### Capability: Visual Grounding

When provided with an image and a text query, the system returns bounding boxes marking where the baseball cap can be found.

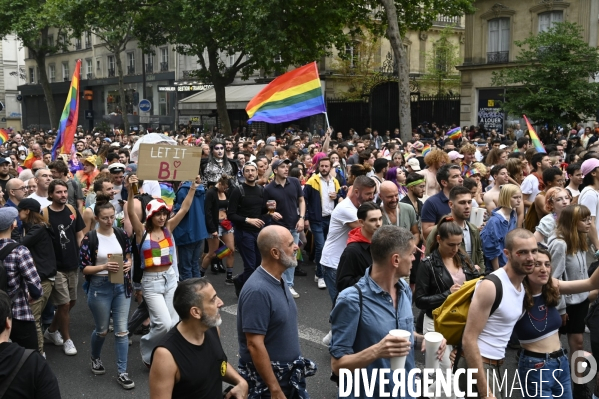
[412,141,424,151]
[0,207,17,230]
[125,163,137,176]
[108,163,126,174]
[581,158,599,177]
[242,161,258,172]
[448,151,464,161]
[0,158,10,165]
[104,138,112,143]
[271,159,291,169]
[406,158,421,171]
[17,198,41,213]
[83,155,97,165]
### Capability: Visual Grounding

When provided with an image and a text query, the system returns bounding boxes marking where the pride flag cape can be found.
[246,62,325,123]
[446,127,462,140]
[52,59,81,160]
[523,115,546,153]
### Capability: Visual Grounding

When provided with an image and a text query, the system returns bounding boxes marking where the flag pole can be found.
[324,112,330,129]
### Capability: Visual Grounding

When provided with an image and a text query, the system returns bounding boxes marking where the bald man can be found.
[30,159,45,172]
[5,178,26,240]
[379,181,419,237]
[237,225,314,398]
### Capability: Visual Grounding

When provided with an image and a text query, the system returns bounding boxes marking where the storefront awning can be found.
[178,84,267,110]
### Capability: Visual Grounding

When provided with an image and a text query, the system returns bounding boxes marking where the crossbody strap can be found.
[0,348,34,397]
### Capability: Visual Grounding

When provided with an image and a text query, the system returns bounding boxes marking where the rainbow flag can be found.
[465,168,479,178]
[51,59,81,160]
[422,145,431,157]
[160,182,175,207]
[215,244,232,260]
[446,127,462,140]
[523,115,546,153]
[0,129,9,144]
[246,62,325,123]
[23,152,35,169]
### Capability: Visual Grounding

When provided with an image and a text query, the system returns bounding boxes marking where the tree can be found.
[135,0,364,135]
[492,22,599,129]
[0,0,71,129]
[374,0,475,142]
[421,26,461,95]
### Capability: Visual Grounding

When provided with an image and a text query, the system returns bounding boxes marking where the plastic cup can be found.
[424,331,444,370]
[470,208,485,227]
[389,329,411,370]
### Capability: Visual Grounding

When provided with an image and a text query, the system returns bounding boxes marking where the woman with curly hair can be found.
[485,148,507,166]
[418,149,449,197]
[515,245,599,399]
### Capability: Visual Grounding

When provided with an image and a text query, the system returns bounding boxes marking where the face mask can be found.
[19,155,25,160]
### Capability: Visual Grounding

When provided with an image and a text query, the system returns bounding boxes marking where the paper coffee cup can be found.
[389,329,411,370]
[424,332,444,370]
[470,208,485,227]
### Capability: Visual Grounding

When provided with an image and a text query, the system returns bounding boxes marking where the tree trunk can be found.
[115,51,129,134]
[35,53,58,130]
[213,80,231,136]
[380,0,412,143]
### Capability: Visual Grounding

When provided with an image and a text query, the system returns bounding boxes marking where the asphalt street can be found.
[44,253,597,399]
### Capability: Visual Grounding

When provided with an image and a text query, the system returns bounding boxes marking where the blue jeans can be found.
[518,351,572,399]
[282,230,300,288]
[322,266,338,305]
[177,241,203,281]
[310,216,330,278]
[234,229,261,286]
[87,276,131,374]
[140,267,179,365]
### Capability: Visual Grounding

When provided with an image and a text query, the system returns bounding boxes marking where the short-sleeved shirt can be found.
[381,202,417,230]
[579,187,599,238]
[521,174,540,207]
[66,179,83,208]
[320,197,358,270]
[45,206,85,272]
[28,192,51,208]
[264,177,303,230]
[237,267,301,364]
[420,190,451,224]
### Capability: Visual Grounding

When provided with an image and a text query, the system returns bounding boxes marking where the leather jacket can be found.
[415,249,481,317]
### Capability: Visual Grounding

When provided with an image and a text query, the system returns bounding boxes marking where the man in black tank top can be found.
[149,278,248,399]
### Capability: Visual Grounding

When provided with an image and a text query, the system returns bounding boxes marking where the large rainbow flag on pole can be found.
[51,59,81,160]
[245,62,326,123]
[523,114,546,153]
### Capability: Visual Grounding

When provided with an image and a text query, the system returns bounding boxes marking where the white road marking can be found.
[220,304,328,346]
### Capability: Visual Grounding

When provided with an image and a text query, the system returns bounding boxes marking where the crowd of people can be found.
[2,122,599,398]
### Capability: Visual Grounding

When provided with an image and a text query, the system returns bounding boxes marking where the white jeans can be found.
[423,313,457,399]
[140,267,179,364]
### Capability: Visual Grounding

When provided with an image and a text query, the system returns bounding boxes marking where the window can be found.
[487,18,510,64]
[145,53,154,72]
[48,34,54,47]
[159,91,169,115]
[58,34,65,51]
[86,59,92,79]
[274,55,283,63]
[345,42,360,68]
[62,62,69,81]
[107,55,115,77]
[85,32,92,48]
[538,11,563,32]
[48,65,55,83]
[228,53,235,67]
[160,47,168,71]
[29,67,35,84]
[127,52,135,75]
[75,37,81,50]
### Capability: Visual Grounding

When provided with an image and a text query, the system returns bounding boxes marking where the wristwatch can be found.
[299,215,305,219]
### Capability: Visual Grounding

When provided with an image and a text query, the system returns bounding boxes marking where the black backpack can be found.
[0,242,25,292]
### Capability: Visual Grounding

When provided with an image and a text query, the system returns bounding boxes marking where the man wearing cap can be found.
[74,155,99,193]
[0,206,43,350]
[448,150,463,164]
[48,161,84,210]
[107,163,126,212]
[405,157,421,175]
[264,158,306,299]
[28,169,52,208]
[412,141,426,170]
[227,162,267,296]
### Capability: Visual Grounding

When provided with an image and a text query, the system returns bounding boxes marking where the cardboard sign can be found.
[108,254,124,284]
[136,143,202,182]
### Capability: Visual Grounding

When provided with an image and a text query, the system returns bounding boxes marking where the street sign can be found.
[140,115,150,123]
[138,99,151,112]
[84,110,93,120]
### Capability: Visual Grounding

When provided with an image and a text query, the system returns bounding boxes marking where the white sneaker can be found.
[586,326,591,333]
[322,330,332,346]
[317,278,326,289]
[44,329,63,346]
[289,287,300,298]
[63,339,77,355]
[314,275,319,283]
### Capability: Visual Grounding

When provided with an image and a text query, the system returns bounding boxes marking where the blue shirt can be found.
[480,207,517,270]
[420,191,450,224]
[330,267,416,399]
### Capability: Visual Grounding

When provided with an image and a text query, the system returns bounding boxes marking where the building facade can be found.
[457,0,599,134]
[0,35,26,130]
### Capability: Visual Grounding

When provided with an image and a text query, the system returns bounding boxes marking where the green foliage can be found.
[421,26,461,95]
[492,22,599,128]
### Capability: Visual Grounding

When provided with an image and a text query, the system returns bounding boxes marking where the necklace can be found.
[527,307,548,332]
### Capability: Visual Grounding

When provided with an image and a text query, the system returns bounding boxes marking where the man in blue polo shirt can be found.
[421,164,463,240]
[264,159,306,298]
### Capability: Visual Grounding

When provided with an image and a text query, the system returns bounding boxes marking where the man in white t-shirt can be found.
[28,168,53,208]
[521,152,551,212]
[320,176,376,304]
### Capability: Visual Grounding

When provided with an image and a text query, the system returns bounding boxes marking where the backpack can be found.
[236,184,263,204]
[41,204,78,224]
[0,242,24,292]
[432,273,502,346]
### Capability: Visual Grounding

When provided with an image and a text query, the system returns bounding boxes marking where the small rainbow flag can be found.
[0,129,9,144]
[422,145,431,157]
[246,62,325,123]
[23,152,35,169]
[446,127,462,140]
[215,244,232,260]
[51,59,81,160]
[523,115,546,153]
[465,168,479,178]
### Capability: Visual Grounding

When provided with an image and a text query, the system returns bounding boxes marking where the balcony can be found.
[160,62,168,71]
[434,15,461,27]
[487,51,509,64]
[86,73,93,80]
[108,68,115,77]
[127,65,135,75]
[75,42,81,50]
[85,40,91,49]
[145,63,153,73]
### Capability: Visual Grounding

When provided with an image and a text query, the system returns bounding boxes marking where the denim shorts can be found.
[517,350,572,399]
[218,223,234,236]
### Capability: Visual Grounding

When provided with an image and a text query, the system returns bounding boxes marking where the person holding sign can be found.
[127,173,202,367]
[79,194,135,389]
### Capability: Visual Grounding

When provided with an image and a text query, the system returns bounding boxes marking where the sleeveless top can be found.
[217,198,229,210]
[152,325,227,399]
[140,228,174,269]
[514,293,561,344]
